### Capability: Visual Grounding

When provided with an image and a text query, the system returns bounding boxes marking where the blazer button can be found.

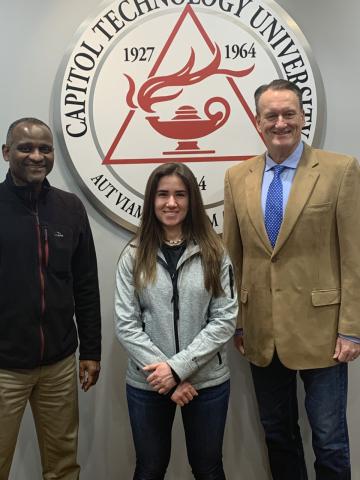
[271,257,277,263]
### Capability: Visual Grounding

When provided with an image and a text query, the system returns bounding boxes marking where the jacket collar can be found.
[245,143,320,256]
[156,240,200,272]
[176,240,200,267]
[273,143,319,256]
[5,170,51,206]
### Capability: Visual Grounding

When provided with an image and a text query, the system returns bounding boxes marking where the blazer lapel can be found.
[273,145,319,256]
[245,155,272,254]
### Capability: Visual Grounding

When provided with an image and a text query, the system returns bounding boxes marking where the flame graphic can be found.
[125,44,254,113]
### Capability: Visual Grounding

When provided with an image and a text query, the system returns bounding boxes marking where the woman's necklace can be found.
[164,237,183,246]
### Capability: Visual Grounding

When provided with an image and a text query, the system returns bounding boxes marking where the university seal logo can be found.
[54,0,325,232]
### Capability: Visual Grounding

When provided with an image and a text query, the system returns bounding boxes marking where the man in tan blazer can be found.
[224,79,360,480]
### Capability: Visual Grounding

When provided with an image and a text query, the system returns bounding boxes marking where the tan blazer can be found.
[224,144,360,369]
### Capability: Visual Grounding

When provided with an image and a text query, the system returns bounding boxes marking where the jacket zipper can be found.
[229,264,234,299]
[171,271,180,353]
[216,264,234,364]
[35,208,48,360]
[157,255,185,354]
[210,264,234,365]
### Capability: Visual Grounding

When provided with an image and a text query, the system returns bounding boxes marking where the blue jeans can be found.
[126,380,230,480]
[251,352,350,480]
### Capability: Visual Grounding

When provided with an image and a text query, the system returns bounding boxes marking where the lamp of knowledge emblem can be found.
[55,0,325,233]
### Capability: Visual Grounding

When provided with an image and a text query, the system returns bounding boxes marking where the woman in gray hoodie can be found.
[115,162,237,480]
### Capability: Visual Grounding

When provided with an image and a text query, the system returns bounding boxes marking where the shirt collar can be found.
[265,141,304,171]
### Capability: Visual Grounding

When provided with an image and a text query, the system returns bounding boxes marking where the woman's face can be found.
[154,174,189,235]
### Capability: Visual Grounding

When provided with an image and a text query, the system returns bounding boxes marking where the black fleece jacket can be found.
[0,171,101,369]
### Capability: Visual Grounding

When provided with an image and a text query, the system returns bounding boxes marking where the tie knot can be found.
[272,165,286,178]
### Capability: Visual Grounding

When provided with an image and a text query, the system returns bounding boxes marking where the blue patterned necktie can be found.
[265,165,286,248]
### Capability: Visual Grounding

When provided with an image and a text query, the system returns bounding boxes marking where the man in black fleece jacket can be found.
[0,117,101,480]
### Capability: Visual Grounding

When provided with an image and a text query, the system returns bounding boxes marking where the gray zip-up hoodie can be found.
[114,241,238,390]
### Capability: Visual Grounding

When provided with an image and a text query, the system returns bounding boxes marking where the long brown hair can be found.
[133,162,224,296]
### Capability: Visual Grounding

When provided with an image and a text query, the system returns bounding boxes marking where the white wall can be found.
[0,1,359,479]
